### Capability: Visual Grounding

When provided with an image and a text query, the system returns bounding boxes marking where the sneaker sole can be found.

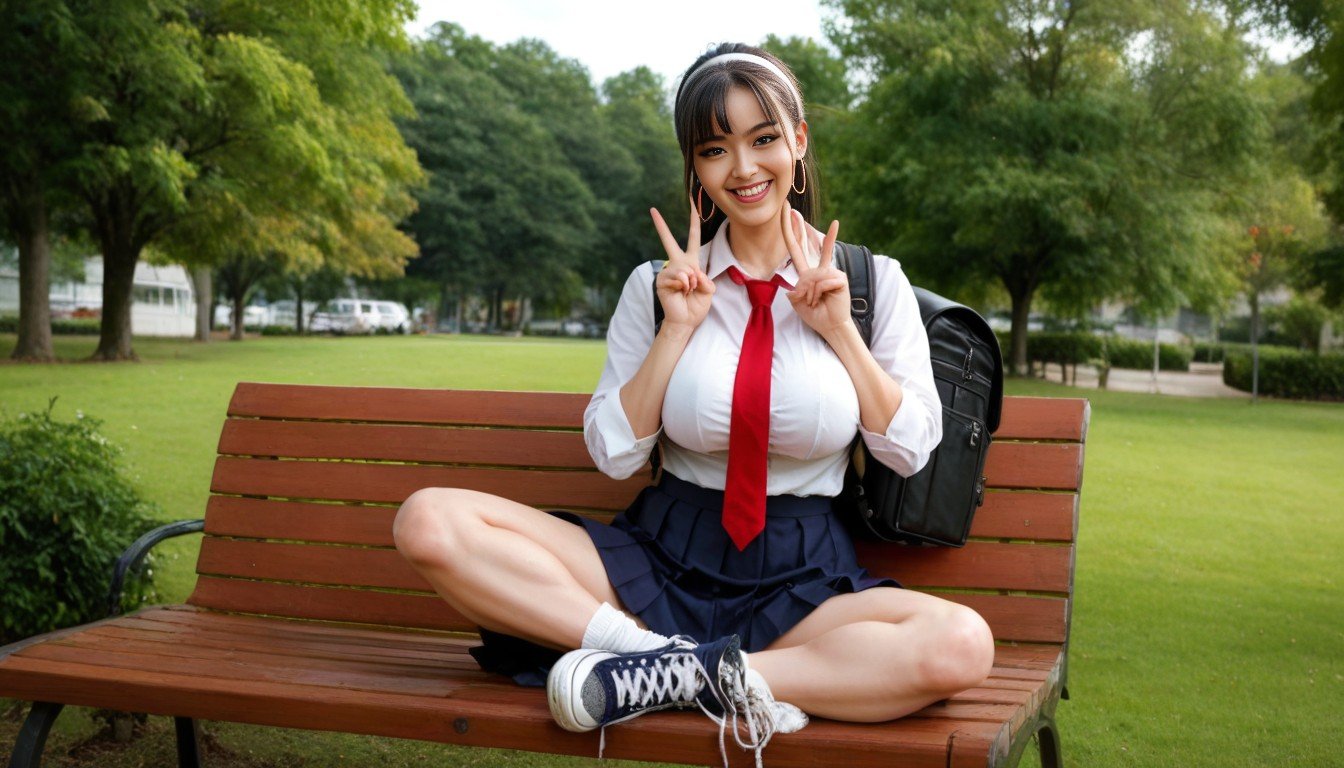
[547,648,610,732]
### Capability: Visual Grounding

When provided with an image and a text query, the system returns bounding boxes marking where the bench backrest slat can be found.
[192,384,1088,649]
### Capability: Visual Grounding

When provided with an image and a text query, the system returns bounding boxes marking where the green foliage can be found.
[1266,295,1334,350]
[0,316,100,336]
[1022,331,1106,365]
[0,402,159,643]
[1105,337,1193,372]
[1002,329,1192,370]
[393,26,682,326]
[1224,347,1344,399]
[826,0,1270,374]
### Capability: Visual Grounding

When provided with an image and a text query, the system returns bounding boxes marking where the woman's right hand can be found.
[650,204,715,331]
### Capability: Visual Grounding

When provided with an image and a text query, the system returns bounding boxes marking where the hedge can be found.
[0,315,101,335]
[1223,348,1344,400]
[998,330,1192,372]
[1105,337,1192,372]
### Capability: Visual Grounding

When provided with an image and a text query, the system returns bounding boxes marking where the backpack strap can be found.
[834,241,875,348]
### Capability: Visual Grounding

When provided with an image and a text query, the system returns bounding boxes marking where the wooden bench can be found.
[0,382,1089,768]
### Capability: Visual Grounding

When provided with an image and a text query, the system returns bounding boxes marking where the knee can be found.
[916,604,995,696]
[392,488,478,568]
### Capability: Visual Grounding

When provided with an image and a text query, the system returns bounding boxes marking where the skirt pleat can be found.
[471,472,899,686]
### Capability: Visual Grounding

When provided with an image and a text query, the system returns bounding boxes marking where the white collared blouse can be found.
[584,224,942,498]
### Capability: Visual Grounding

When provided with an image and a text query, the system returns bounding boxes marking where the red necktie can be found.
[723,266,789,551]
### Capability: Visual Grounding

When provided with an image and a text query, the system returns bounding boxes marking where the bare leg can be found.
[746,589,994,722]
[393,488,628,650]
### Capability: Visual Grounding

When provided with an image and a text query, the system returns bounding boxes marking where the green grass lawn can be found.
[2,333,1341,767]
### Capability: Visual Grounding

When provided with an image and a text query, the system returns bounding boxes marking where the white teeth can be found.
[733,181,769,198]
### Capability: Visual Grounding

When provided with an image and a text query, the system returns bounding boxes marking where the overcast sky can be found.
[406,0,832,87]
[405,1,1307,90]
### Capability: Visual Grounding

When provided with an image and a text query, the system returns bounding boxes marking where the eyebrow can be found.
[697,120,779,145]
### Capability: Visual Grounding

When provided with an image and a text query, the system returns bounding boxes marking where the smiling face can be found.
[692,86,808,232]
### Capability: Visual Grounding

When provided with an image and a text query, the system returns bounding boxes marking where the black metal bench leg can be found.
[174,716,202,768]
[8,702,64,768]
[1037,716,1063,768]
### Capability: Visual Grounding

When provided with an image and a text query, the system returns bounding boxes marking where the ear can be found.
[793,119,810,160]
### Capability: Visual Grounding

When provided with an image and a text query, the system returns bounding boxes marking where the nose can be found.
[732,151,758,181]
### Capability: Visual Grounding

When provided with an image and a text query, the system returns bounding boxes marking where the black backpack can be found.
[650,244,1003,546]
[833,242,1004,546]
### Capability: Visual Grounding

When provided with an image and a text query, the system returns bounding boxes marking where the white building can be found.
[0,256,197,337]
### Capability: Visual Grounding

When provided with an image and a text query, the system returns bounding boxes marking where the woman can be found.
[393,42,994,758]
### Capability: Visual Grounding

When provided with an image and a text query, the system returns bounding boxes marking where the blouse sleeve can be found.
[857,257,943,476]
[584,262,662,479]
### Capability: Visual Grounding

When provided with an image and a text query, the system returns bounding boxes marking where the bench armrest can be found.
[106,519,205,617]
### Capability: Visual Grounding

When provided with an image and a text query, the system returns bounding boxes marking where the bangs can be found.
[679,68,789,149]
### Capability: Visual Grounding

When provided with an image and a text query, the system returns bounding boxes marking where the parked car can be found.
[309,299,380,335]
[374,301,412,334]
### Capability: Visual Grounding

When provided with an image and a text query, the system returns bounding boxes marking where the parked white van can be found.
[374,301,412,334]
[309,299,380,335]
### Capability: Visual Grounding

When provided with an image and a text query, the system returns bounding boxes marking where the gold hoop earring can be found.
[791,159,807,195]
[696,182,717,222]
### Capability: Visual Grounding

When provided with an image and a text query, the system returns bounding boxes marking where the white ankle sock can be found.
[581,603,672,652]
[742,660,809,734]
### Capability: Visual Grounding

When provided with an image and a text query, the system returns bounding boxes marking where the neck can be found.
[725,218,788,280]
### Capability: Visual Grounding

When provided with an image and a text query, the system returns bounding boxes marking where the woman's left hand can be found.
[782,206,849,338]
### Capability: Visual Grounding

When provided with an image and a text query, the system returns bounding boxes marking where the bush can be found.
[1026,332,1104,365]
[0,402,161,644]
[259,324,299,336]
[0,315,101,335]
[1223,348,1344,400]
[1104,336,1192,372]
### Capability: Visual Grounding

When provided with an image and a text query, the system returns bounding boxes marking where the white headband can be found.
[681,52,804,118]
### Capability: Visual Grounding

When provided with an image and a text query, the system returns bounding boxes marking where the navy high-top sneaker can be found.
[546,635,743,732]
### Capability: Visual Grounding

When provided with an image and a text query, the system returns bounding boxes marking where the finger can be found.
[650,208,683,261]
[790,209,818,269]
[814,276,847,295]
[820,220,839,270]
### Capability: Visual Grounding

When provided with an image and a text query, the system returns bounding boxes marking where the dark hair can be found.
[674,43,819,244]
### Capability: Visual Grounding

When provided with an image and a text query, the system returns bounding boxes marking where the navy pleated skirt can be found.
[469,472,898,686]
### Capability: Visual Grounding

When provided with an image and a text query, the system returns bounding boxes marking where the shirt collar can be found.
[704,224,798,289]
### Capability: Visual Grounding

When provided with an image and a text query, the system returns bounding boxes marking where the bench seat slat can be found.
[219,420,596,468]
[863,541,1074,593]
[991,397,1088,441]
[187,573,1066,644]
[982,442,1084,490]
[0,653,1017,767]
[204,489,1079,548]
[228,384,589,428]
[188,575,474,633]
[195,537,1073,595]
[210,457,647,510]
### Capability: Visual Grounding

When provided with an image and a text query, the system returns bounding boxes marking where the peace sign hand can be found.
[782,206,850,338]
[650,204,715,332]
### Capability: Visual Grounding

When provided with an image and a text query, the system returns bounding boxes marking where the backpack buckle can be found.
[851,298,869,313]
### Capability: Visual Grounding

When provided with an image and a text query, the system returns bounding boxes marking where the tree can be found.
[65,0,419,359]
[826,0,1267,374]
[395,26,596,331]
[0,1,86,360]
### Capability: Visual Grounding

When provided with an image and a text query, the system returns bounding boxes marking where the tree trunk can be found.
[10,193,54,361]
[190,267,211,342]
[295,283,306,334]
[92,242,139,361]
[1007,286,1034,377]
[231,293,245,340]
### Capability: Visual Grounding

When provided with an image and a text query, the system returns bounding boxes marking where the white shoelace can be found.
[593,640,795,768]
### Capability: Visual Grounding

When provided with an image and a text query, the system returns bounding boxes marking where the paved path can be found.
[1037,361,1250,398]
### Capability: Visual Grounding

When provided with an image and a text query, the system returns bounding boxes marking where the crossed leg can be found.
[392,488,994,722]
